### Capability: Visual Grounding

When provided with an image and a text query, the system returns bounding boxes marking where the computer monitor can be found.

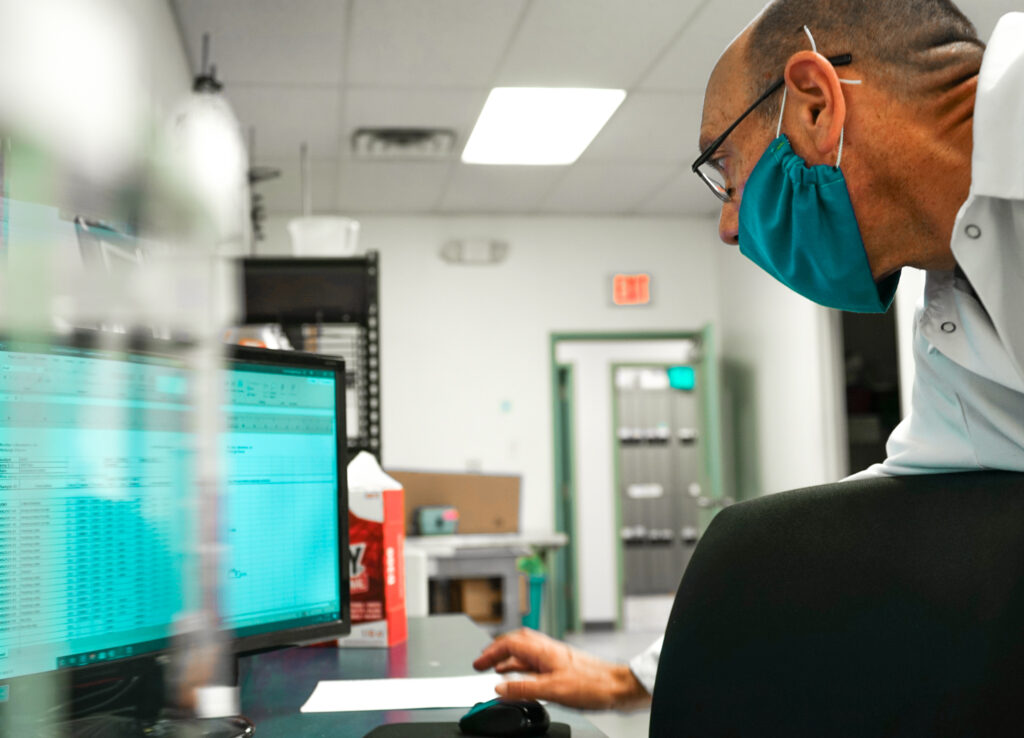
[0,337,349,726]
[222,346,350,651]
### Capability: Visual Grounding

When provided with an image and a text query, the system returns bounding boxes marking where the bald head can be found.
[742,0,984,121]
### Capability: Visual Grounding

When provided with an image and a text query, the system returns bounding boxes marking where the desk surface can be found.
[240,615,609,738]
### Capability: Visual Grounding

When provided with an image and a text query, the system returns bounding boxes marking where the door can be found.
[615,365,706,596]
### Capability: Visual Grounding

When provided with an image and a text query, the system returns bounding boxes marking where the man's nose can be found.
[718,202,740,245]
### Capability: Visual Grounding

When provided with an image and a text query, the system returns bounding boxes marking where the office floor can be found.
[563,595,675,738]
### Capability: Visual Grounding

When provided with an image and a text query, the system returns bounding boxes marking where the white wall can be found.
[260,214,723,535]
[714,245,845,495]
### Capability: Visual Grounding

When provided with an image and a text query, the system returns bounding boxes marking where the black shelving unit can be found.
[238,253,381,460]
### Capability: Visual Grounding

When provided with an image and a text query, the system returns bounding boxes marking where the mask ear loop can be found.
[776,87,788,138]
[802,25,818,52]
[835,78,862,168]
[784,26,862,166]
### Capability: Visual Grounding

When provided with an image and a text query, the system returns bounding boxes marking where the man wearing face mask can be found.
[473,0,1024,712]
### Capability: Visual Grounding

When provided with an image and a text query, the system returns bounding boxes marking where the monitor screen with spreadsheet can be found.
[0,339,348,687]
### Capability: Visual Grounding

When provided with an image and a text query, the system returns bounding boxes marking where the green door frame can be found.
[549,328,723,632]
[551,365,580,637]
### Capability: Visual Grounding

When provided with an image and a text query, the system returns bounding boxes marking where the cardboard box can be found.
[388,471,520,535]
[340,454,407,648]
[455,578,502,624]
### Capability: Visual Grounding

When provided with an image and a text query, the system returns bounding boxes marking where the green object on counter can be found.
[517,554,546,576]
[518,555,547,629]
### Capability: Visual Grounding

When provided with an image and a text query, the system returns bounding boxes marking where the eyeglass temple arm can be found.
[692,53,853,170]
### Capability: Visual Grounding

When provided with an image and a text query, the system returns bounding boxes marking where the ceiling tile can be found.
[439,165,564,213]
[581,92,703,164]
[495,0,704,88]
[173,0,348,86]
[338,161,452,213]
[226,85,340,160]
[254,158,339,215]
[639,0,767,93]
[347,0,527,87]
[540,163,678,214]
[341,88,488,156]
[634,167,721,217]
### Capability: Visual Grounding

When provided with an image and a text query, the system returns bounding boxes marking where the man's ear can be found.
[782,50,846,161]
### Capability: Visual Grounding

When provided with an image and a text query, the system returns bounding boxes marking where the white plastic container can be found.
[287,216,361,257]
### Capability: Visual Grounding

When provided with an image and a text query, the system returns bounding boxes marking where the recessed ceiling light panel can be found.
[462,87,626,166]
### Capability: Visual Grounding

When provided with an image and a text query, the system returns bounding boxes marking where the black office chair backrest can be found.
[649,472,1024,737]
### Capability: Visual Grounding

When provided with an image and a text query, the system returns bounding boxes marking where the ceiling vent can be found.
[351,127,457,160]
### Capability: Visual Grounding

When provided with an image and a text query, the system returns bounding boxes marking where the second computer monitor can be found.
[221,347,350,649]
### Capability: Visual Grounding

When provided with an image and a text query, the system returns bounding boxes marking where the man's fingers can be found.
[495,676,550,702]
[473,629,556,673]
[493,656,529,674]
[497,673,609,711]
[474,642,517,671]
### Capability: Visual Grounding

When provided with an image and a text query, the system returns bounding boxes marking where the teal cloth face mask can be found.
[737,85,900,314]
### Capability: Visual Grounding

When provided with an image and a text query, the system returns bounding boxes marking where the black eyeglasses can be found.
[692,53,853,203]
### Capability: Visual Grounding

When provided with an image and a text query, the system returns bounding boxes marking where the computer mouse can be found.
[458,697,551,737]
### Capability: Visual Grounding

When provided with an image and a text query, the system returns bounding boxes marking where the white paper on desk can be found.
[300,674,506,713]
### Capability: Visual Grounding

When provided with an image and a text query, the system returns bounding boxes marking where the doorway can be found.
[550,329,724,632]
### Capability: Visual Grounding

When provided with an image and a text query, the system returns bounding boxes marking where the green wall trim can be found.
[550,341,582,634]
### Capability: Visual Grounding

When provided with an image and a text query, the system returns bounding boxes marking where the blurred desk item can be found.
[240,614,606,737]
[406,533,568,635]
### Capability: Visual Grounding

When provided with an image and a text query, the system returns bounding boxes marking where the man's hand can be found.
[472,628,651,711]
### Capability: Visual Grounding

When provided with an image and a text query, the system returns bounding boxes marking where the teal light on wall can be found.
[667,365,696,391]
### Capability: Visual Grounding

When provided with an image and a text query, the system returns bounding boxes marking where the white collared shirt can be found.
[850,11,1024,479]
[634,12,1024,696]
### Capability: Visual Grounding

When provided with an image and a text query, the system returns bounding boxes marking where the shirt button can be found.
[941,321,957,333]
[965,224,982,239]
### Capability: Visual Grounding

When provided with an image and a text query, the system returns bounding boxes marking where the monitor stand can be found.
[149,663,254,737]
[149,679,253,736]
[50,656,255,738]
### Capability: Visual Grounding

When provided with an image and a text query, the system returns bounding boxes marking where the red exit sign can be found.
[612,273,651,306]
